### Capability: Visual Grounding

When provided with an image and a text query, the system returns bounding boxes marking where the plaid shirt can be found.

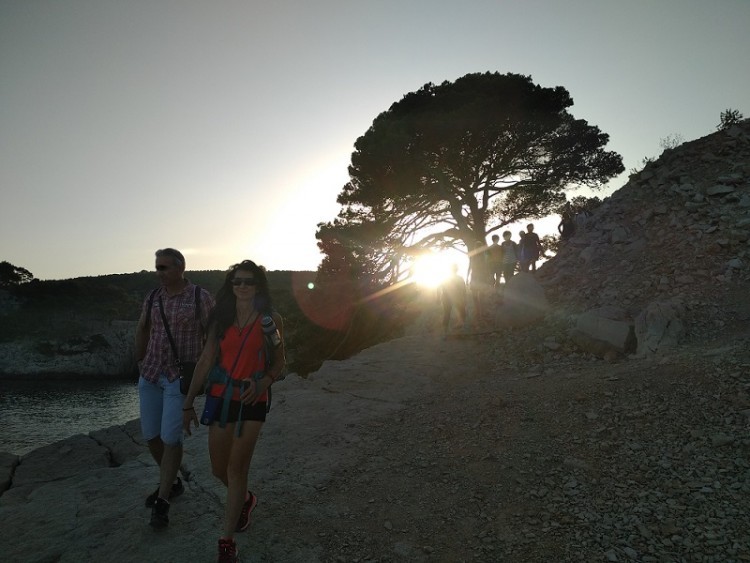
[139,282,214,384]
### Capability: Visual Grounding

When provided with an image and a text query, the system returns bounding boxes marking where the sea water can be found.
[0,378,141,456]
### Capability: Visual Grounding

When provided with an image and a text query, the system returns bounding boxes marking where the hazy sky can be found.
[1,0,748,280]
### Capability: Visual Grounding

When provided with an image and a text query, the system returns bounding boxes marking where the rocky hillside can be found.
[538,119,750,354]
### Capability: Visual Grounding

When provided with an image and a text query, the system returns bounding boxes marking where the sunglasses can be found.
[231,277,257,287]
[155,265,170,271]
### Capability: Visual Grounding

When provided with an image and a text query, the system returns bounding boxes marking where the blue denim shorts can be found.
[138,374,183,446]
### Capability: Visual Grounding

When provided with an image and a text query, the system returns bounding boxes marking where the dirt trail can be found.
[241,324,750,562]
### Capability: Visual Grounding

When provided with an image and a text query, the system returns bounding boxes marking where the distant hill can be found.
[0,268,414,377]
[0,270,317,373]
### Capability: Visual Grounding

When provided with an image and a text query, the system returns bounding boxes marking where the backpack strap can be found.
[261,312,286,413]
[145,288,159,326]
[194,285,203,329]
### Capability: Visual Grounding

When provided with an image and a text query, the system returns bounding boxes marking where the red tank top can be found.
[209,318,268,402]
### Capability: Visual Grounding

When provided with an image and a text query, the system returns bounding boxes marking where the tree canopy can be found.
[0,261,34,288]
[717,108,744,130]
[317,72,624,283]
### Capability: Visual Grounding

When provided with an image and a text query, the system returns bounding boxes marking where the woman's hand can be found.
[239,377,271,406]
[182,406,198,436]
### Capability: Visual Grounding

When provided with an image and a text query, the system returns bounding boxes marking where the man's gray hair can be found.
[155,248,185,267]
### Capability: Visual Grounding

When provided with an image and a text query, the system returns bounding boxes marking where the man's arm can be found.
[134,310,149,362]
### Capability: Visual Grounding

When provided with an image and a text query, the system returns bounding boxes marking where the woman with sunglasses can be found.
[182,260,285,563]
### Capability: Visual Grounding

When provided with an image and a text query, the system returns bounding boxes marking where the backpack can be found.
[261,314,283,372]
[261,312,286,412]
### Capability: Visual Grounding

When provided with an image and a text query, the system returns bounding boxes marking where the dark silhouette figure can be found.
[439,263,467,334]
[487,234,504,288]
[521,224,543,272]
[558,212,576,241]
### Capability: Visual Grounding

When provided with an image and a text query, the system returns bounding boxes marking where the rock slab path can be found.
[2,324,749,563]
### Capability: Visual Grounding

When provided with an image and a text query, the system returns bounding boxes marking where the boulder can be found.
[89,419,145,466]
[706,184,735,196]
[496,273,549,327]
[579,246,596,263]
[610,226,629,244]
[6,434,111,502]
[569,307,636,359]
[0,452,19,493]
[635,299,686,356]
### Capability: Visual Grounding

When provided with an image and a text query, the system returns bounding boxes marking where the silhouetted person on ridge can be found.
[487,234,504,289]
[558,211,576,241]
[467,244,492,328]
[439,263,467,335]
[499,230,518,287]
[521,223,543,272]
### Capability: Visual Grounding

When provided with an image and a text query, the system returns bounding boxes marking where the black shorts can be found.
[201,395,267,425]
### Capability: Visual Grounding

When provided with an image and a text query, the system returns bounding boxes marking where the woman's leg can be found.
[210,421,264,539]
[208,422,233,487]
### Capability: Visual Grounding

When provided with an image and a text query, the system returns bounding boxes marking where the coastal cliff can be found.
[0,319,136,377]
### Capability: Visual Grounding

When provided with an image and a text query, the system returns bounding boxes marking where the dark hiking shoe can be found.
[217,538,239,562]
[145,477,184,507]
[235,491,257,532]
[149,497,170,530]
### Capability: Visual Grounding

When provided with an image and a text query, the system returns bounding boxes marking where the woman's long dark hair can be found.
[207,260,273,339]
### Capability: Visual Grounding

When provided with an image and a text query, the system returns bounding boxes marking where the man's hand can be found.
[182,407,198,436]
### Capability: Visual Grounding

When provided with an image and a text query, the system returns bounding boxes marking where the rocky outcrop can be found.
[0,320,136,377]
[1,325,748,562]
[539,120,750,355]
[0,452,18,493]
[0,335,446,562]
[635,298,686,356]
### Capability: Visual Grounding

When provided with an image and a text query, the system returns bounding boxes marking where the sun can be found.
[410,253,457,288]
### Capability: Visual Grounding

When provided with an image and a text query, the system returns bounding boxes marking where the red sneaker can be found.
[235,491,258,532]
[217,538,239,563]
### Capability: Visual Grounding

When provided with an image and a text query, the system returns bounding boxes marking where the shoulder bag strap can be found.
[218,314,260,435]
[158,297,181,366]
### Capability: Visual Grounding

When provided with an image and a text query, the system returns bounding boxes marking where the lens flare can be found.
[411,254,454,288]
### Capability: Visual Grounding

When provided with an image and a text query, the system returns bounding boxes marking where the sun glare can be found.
[411,253,455,288]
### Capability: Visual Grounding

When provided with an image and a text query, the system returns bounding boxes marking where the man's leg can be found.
[442,298,452,333]
[157,375,184,500]
[139,376,164,465]
[148,437,164,465]
[158,443,183,500]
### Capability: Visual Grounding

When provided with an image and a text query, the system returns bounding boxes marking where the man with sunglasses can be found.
[134,248,215,530]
